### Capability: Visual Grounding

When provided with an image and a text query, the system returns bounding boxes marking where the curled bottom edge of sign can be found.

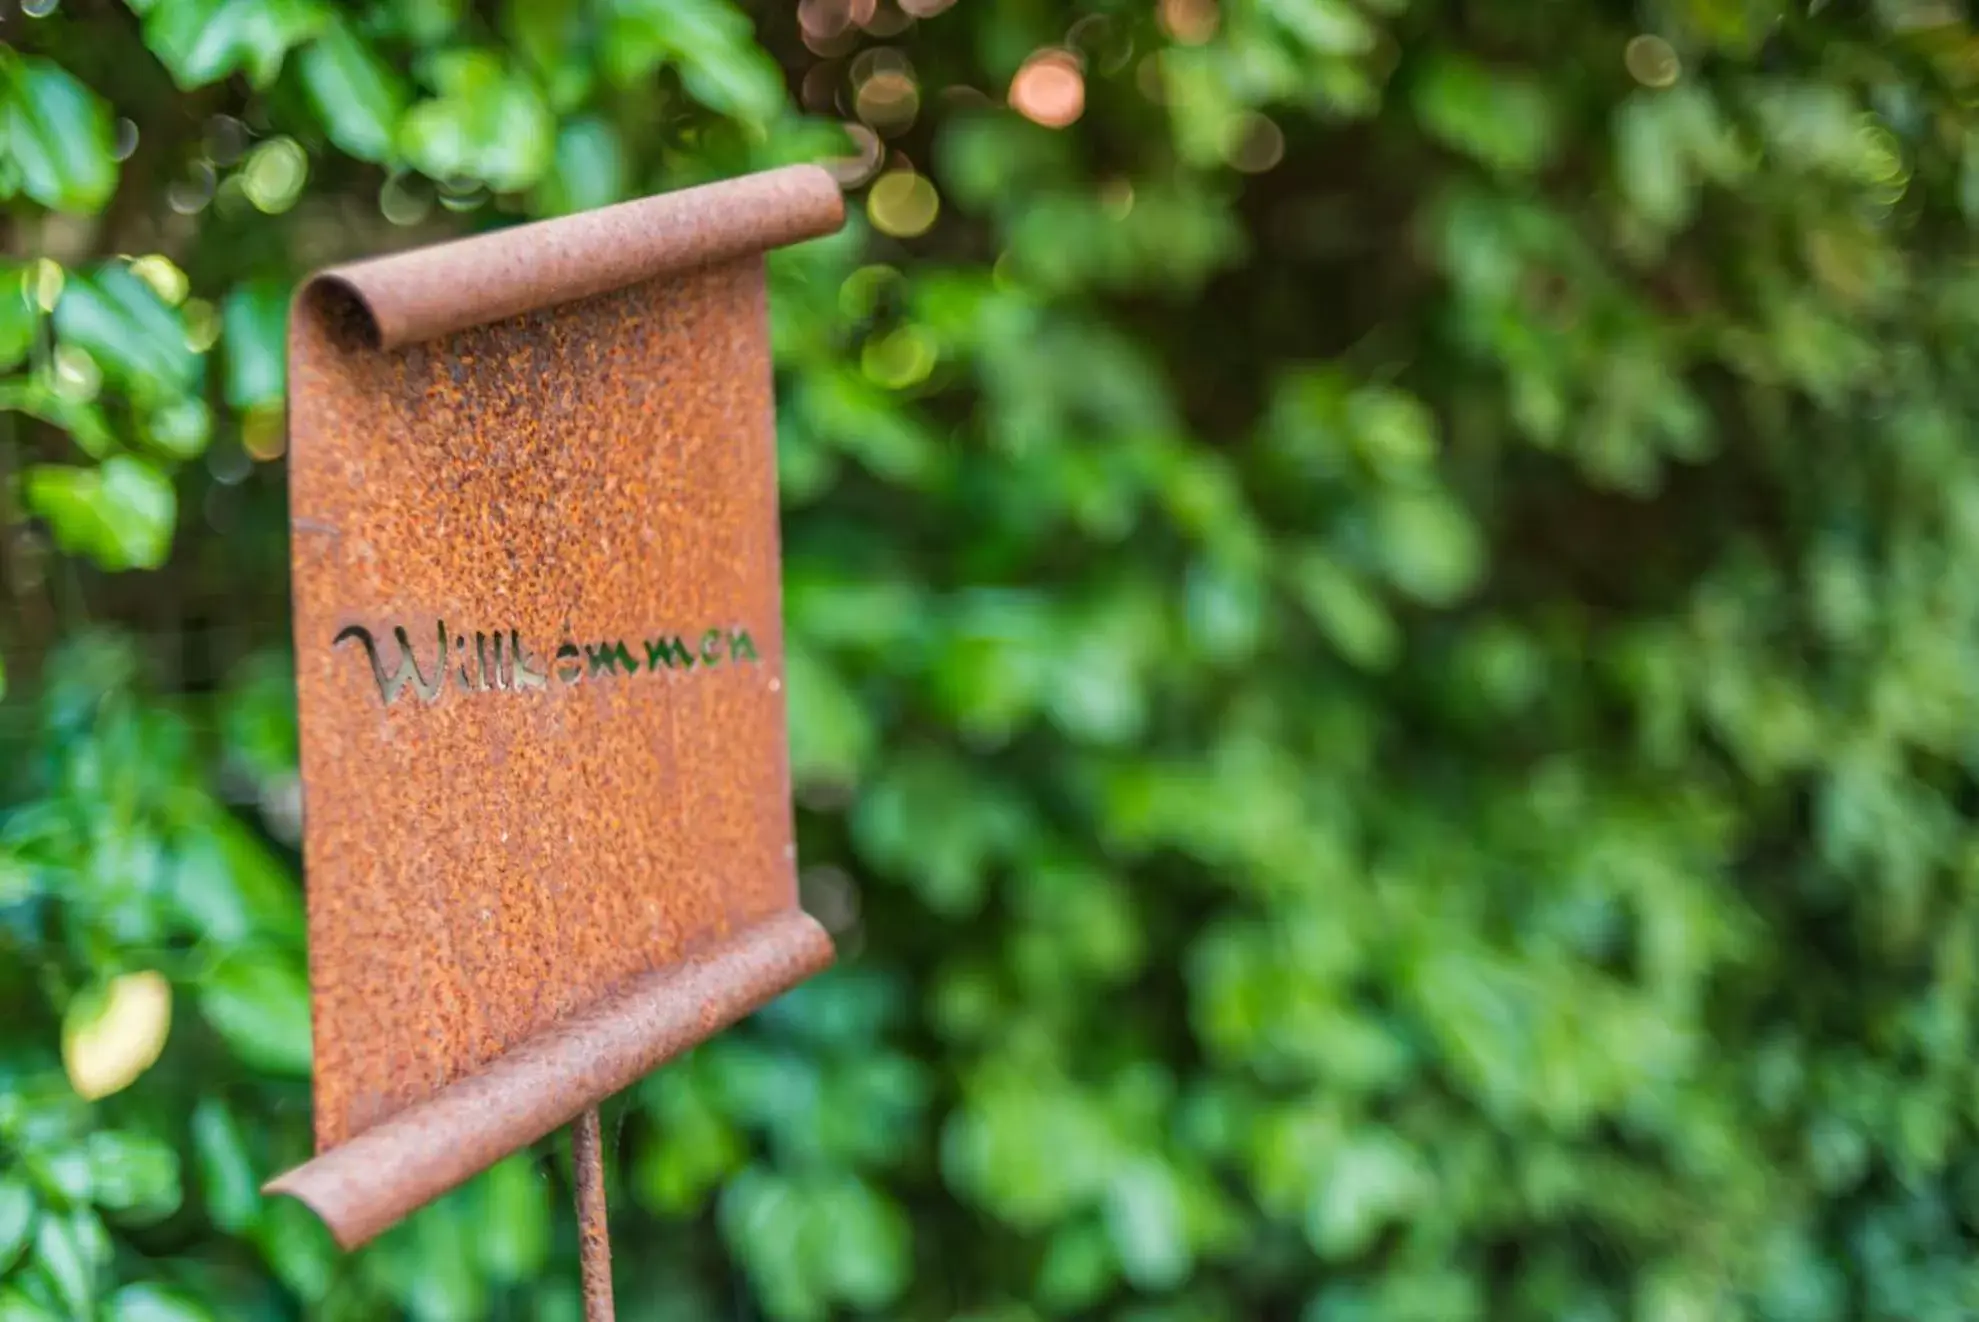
[263,907,835,1248]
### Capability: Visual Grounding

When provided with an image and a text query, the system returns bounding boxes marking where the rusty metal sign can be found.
[264,166,845,1274]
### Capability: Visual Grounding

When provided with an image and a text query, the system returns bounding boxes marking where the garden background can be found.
[5,0,1979,1318]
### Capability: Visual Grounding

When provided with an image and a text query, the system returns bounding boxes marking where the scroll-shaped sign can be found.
[265,166,845,1250]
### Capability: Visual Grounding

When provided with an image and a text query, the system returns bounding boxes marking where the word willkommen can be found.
[336,621,762,706]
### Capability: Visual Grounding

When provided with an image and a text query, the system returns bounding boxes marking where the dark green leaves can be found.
[32,1213,100,1317]
[24,456,177,571]
[2,57,118,213]
[0,265,35,369]
[601,0,785,123]
[189,1101,258,1233]
[197,953,311,1075]
[84,1131,180,1218]
[105,1285,215,1322]
[0,1182,33,1277]
[53,267,197,404]
[297,19,406,162]
[220,279,288,410]
[132,0,328,90]
[399,50,554,192]
[1412,53,1560,174]
[533,117,626,216]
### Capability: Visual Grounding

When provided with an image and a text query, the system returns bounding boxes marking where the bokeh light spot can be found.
[1159,0,1220,45]
[52,345,99,402]
[862,325,938,390]
[1011,49,1085,129]
[380,171,434,226]
[32,258,64,313]
[182,298,220,353]
[1624,35,1680,88]
[856,69,922,135]
[1224,113,1285,173]
[825,122,887,189]
[839,264,902,320]
[243,405,287,462]
[867,170,940,237]
[129,254,189,306]
[243,138,307,214]
[800,0,876,49]
[167,161,217,215]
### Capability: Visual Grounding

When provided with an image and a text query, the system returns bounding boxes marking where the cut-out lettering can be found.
[587,641,638,676]
[335,623,448,705]
[645,636,694,670]
[510,631,547,690]
[338,620,764,705]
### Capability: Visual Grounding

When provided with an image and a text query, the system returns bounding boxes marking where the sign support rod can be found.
[572,1107,616,1321]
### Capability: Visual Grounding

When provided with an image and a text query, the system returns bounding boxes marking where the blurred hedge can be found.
[7,0,1979,1318]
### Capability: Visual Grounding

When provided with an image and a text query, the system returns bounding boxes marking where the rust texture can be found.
[322,165,843,349]
[267,165,843,1246]
[267,911,828,1247]
[572,1108,616,1321]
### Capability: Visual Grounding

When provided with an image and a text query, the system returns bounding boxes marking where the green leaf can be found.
[190,1099,259,1232]
[1104,1160,1192,1291]
[3,57,119,213]
[221,279,289,410]
[532,117,626,216]
[602,0,786,123]
[1287,550,1399,671]
[785,644,874,787]
[0,375,116,459]
[1259,0,1379,55]
[477,1155,550,1282]
[398,50,554,193]
[24,456,178,572]
[1372,489,1484,605]
[141,396,211,460]
[198,952,312,1075]
[53,265,197,401]
[1615,94,1694,233]
[0,1181,33,1276]
[105,1285,215,1322]
[31,1213,94,1317]
[168,813,303,946]
[138,0,330,90]
[505,0,594,110]
[0,1290,56,1322]
[0,265,38,370]
[1413,54,1558,175]
[297,19,406,163]
[249,1196,338,1301]
[84,1130,180,1217]
[1304,1135,1429,1260]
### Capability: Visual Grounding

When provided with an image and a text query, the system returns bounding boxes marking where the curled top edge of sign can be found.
[264,908,834,1249]
[310,163,844,350]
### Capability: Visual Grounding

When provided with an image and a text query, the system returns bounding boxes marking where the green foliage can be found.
[8,0,1979,1319]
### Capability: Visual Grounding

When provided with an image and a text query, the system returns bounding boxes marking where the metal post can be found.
[572,1107,616,1322]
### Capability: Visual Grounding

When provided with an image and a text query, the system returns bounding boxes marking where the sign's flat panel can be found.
[289,257,802,1150]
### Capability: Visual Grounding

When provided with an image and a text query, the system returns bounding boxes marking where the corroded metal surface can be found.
[572,1108,615,1322]
[267,166,842,1246]
[323,165,844,349]
[267,910,829,1246]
